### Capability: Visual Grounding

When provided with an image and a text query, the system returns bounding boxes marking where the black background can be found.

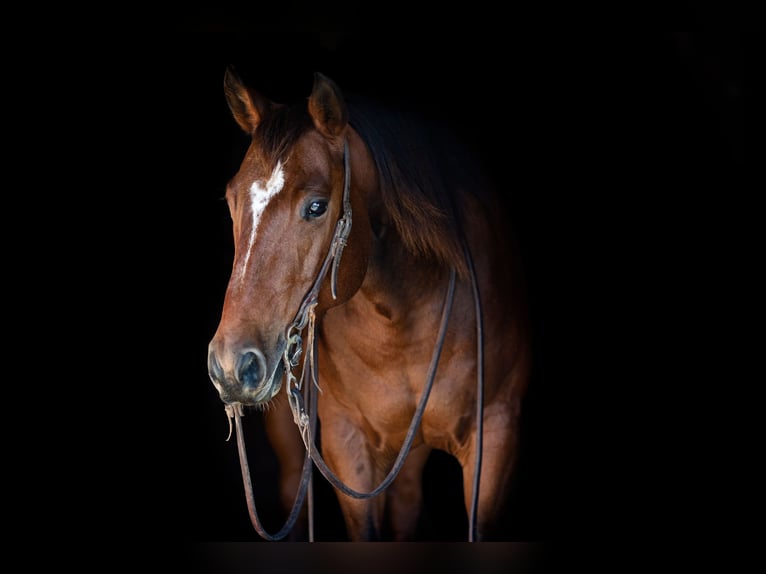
[48,3,742,568]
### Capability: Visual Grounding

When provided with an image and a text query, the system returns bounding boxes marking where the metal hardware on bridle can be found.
[330,139,352,300]
[226,136,486,542]
[282,138,352,429]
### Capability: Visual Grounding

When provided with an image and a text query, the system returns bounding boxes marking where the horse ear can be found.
[308,72,348,138]
[223,65,274,134]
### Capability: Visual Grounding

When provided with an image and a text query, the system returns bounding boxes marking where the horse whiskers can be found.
[257,397,277,414]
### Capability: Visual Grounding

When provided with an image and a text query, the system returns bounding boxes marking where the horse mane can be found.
[252,105,314,167]
[253,94,493,278]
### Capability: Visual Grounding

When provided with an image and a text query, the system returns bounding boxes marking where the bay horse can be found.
[207,67,531,541]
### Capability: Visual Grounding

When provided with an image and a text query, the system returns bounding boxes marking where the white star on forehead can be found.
[236,161,285,286]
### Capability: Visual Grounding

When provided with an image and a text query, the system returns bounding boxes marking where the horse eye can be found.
[305,200,328,219]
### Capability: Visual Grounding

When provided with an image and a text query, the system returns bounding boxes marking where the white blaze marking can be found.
[236,161,285,285]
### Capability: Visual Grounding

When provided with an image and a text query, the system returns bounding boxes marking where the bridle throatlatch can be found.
[224,138,486,542]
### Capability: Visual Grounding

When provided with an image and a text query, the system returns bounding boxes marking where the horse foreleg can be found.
[318,414,386,540]
[384,444,431,540]
[458,410,520,541]
[263,397,309,541]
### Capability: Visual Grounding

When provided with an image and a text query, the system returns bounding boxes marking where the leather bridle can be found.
[223,138,486,541]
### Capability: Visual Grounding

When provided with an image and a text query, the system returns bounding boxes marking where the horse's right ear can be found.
[308,72,348,138]
[223,65,274,134]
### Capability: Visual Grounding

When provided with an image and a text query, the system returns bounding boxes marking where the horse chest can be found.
[318,345,470,451]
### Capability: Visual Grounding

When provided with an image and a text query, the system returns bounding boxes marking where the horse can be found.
[207,66,531,541]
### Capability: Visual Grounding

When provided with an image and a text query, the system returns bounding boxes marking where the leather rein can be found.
[224,139,486,541]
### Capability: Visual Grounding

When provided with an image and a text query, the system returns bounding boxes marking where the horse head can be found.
[208,68,373,407]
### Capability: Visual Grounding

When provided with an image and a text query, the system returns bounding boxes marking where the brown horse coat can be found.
[208,68,530,540]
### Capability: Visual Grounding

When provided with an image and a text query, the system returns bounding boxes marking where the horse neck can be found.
[344,128,453,322]
[353,232,450,331]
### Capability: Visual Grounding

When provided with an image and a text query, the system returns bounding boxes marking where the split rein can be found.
[223,139,485,541]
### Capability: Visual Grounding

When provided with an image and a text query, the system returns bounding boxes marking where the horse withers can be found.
[207,67,531,541]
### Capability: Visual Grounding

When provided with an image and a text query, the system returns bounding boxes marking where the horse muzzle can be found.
[207,342,285,406]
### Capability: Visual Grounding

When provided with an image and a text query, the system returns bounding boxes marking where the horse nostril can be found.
[208,348,225,385]
[237,349,266,389]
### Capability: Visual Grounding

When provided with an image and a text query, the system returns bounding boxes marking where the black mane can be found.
[253,92,493,277]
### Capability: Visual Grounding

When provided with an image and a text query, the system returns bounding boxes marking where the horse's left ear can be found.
[224,65,275,134]
[308,73,348,138]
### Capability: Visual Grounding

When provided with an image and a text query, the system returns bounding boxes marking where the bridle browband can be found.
[224,138,486,541]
